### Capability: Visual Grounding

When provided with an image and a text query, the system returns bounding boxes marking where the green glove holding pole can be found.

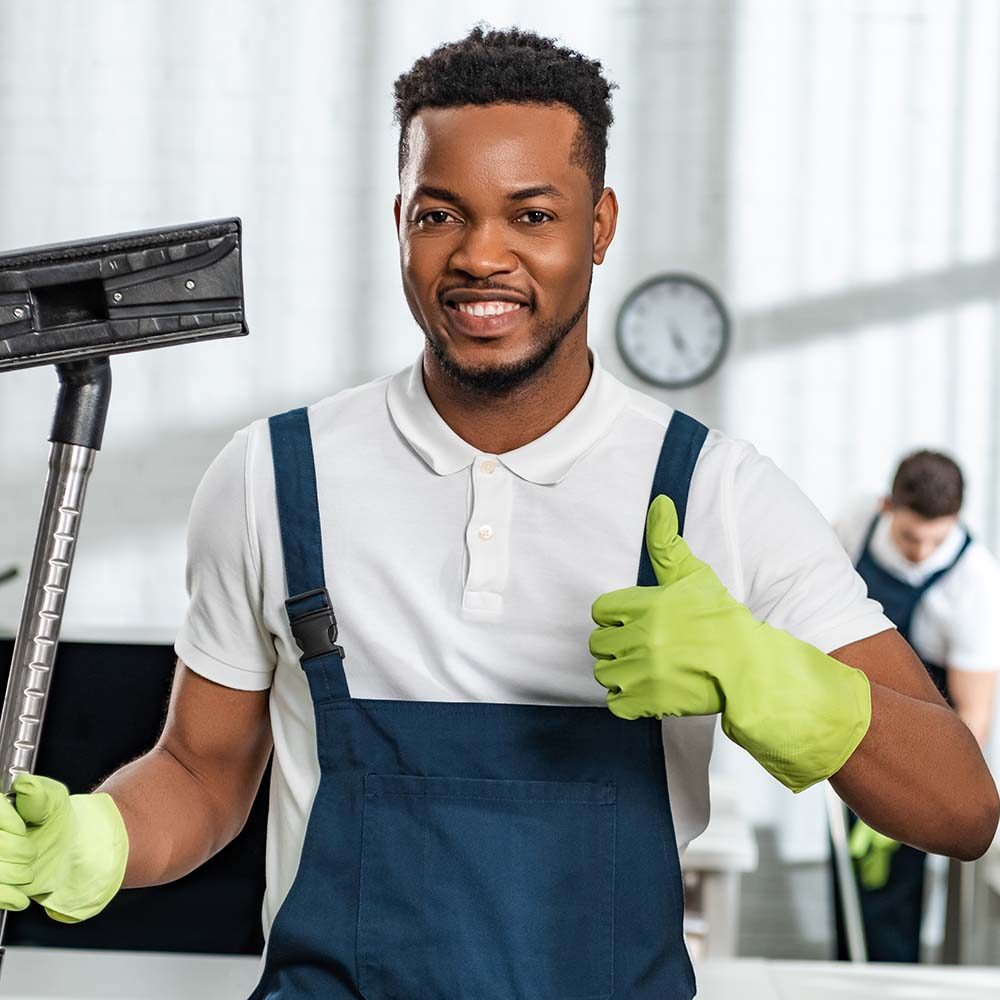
[590,495,873,793]
[849,819,900,890]
[0,774,128,922]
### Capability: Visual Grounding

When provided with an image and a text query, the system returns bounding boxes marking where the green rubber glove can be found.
[849,819,900,890]
[0,794,35,913]
[589,494,872,793]
[9,774,128,923]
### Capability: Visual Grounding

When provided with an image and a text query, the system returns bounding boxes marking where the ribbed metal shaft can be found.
[0,442,95,790]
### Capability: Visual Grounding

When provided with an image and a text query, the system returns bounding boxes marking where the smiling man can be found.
[0,25,996,1000]
[393,97,611,455]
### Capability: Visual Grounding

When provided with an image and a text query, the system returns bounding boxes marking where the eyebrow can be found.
[413,183,566,203]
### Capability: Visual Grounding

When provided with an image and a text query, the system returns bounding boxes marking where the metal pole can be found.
[0,357,110,977]
[826,782,868,963]
[942,856,977,964]
[0,443,97,784]
[0,442,98,966]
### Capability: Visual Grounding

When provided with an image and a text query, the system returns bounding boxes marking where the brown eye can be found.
[418,210,457,226]
[518,210,552,225]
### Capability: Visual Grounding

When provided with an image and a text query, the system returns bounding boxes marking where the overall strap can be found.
[269,407,350,701]
[857,514,881,569]
[637,410,710,587]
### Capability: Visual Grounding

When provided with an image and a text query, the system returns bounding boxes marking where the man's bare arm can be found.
[96,661,272,888]
[829,628,999,860]
[948,666,997,748]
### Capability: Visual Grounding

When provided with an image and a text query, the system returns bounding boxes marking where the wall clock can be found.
[615,273,730,388]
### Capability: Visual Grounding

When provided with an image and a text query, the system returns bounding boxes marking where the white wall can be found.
[1,0,998,841]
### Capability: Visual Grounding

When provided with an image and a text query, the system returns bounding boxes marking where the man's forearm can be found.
[96,746,246,888]
[830,679,999,859]
[948,666,998,749]
[957,705,992,749]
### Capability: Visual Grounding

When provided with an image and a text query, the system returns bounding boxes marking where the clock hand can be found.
[669,323,689,356]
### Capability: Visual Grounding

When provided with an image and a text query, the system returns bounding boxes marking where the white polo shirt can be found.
[835,496,1000,672]
[175,349,892,939]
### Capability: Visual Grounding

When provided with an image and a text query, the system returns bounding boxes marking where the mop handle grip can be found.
[0,440,97,791]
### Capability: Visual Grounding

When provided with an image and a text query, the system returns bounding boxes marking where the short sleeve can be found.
[174,425,277,690]
[944,549,1000,672]
[831,494,882,564]
[728,443,894,653]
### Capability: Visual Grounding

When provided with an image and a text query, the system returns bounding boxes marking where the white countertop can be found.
[0,948,260,999]
[2,949,999,999]
[704,959,1000,998]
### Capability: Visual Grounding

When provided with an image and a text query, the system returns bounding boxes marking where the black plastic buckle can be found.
[284,587,345,661]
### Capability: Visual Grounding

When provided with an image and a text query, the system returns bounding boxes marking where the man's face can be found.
[884,501,958,564]
[394,102,616,394]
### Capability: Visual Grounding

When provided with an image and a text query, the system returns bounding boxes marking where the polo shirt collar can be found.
[386,348,628,485]
[872,511,968,586]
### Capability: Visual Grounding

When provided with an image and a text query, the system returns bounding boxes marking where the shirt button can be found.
[478,524,494,541]
[480,459,497,475]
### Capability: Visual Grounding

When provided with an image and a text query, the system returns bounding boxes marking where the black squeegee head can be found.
[0,218,248,372]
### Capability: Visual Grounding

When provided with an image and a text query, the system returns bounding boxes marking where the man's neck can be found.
[421,337,593,455]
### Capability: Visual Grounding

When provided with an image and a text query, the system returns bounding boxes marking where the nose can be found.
[448,220,517,278]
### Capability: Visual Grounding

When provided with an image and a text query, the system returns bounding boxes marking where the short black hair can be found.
[392,24,617,202]
[891,450,964,519]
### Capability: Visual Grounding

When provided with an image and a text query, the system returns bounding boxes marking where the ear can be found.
[879,495,892,513]
[394,195,402,238]
[593,187,618,265]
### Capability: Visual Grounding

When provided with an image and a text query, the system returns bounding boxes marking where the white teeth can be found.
[454,300,523,317]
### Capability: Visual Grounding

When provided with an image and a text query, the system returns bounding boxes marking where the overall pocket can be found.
[357,773,616,1000]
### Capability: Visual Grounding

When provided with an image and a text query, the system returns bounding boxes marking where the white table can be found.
[0,947,261,999]
[700,959,1000,999]
[3,949,999,999]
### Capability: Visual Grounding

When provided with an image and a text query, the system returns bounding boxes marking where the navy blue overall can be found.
[834,513,972,963]
[247,406,707,1000]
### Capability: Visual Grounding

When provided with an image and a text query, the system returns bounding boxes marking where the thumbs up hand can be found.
[590,495,873,793]
[590,495,750,721]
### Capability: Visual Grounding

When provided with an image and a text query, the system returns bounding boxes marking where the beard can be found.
[423,276,591,397]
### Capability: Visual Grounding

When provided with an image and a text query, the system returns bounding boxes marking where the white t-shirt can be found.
[175,349,892,940]
[835,496,1000,672]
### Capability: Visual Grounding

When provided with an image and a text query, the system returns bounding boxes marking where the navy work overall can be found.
[249,407,707,999]
[834,513,972,963]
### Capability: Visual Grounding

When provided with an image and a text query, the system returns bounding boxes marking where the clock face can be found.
[615,274,730,388]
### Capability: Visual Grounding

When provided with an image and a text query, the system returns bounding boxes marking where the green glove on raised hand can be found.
[589,494,872,793]
[1,774,128,923]
[849,819,900,890]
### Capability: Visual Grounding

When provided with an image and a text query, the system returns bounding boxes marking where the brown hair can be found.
[890,450,964,519]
